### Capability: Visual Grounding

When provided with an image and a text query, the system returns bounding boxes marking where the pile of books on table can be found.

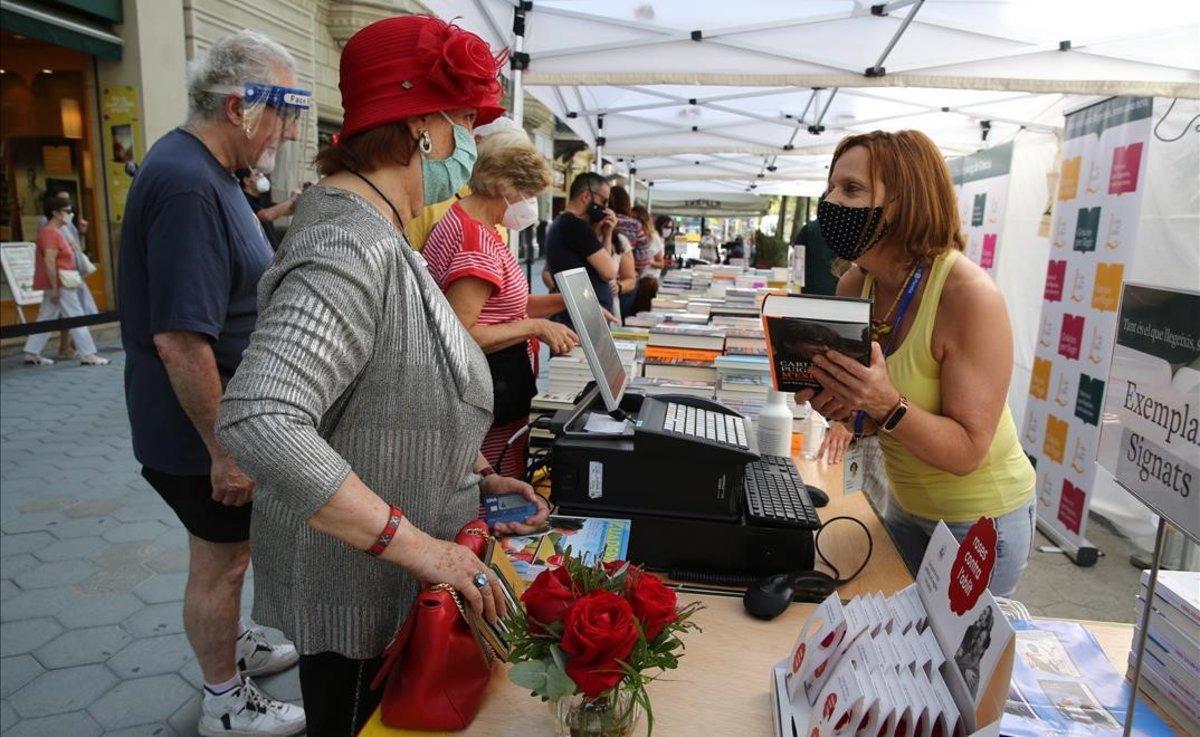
[1131,570,1199,732]
[547,341,638,397]
[642,324,726,384]
[529,391,577,446]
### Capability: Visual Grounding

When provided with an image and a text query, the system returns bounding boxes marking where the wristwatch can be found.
[879,396,909,434]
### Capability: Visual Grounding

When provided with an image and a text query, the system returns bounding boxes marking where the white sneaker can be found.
[237,627,299,677]
[199,677,305,737]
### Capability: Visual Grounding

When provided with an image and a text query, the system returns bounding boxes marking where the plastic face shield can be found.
[211,82,312,175]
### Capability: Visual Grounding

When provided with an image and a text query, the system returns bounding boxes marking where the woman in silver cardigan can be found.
[216,16,548,736]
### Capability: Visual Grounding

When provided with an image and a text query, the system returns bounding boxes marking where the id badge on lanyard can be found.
[843,442,864,495]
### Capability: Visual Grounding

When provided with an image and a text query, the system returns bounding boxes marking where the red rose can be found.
[521,566,578,630]
[627,573,677,641]
[561,591,639,698]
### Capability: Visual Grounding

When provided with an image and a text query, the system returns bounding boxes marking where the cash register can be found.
[546,269,820,579]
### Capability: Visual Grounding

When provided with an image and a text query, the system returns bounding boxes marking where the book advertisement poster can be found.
[1003,620,1173,737]
[1020,97,1153,551]
[101,85,143,223]
[949,141,1013,275]
[1097,284,1200,542]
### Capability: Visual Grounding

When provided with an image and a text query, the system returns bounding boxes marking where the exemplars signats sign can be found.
[1099,283,1200,542]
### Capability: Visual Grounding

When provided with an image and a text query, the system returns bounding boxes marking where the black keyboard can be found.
[744,455,820,529]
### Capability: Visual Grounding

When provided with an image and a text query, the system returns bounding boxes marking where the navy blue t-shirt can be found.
[119,128,273,475]
[545,211,611,315]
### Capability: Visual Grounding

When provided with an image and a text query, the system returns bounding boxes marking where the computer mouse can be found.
[743,571,838,621]
[807,484,830,507]
[743,573,796,621]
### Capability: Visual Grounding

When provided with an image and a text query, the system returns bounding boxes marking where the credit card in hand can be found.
[483,494,539,525]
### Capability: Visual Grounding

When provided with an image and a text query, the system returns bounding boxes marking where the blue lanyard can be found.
[852,263,925,437]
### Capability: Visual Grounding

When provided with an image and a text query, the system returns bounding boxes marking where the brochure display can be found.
[949,142,1013,275]
[770,519,1015,737]
[1020,96,1154,566]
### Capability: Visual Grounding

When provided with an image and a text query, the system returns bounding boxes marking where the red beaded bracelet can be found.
[366,505,404,557]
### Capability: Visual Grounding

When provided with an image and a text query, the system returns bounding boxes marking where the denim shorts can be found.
[882,499,1036,598]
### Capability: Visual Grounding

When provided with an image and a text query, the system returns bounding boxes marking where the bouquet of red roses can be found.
[505,556,702,735]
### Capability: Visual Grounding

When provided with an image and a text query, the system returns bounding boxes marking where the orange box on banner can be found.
[1092,263,1125,312]
[1058,156,1081,202]
[1029,358,1052,400]
[1043,415,1069,463]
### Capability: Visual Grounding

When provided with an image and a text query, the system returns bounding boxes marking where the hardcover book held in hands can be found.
[761,294,871,392]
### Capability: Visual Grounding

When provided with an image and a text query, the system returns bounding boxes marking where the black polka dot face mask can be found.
[817,199,890,261]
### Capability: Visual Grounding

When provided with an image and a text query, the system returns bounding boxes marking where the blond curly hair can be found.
[467,129,552,199]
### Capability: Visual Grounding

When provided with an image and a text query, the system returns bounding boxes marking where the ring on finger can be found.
[472,572,490,589]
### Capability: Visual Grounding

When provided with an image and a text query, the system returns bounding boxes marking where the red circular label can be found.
[793,643,806,672]
[823,693,838,720]
[815,660,828,679]
[810,728,820,737]
[948,517,997,615]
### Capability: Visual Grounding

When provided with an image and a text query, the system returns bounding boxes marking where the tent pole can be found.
[510,1,531,285]
[866,0,925,76]
[594,114,605,173]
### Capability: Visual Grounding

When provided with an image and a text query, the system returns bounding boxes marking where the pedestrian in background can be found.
[34,187,98,358]
[237,167,299,251]
[118,29,306,737]
[23,192,108,366]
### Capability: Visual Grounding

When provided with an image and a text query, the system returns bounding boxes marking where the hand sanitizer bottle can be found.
[757,390,793,458]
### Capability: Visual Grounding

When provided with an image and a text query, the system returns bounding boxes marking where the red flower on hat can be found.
[416,20,505,102]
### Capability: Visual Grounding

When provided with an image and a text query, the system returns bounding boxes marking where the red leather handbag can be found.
[370,520,496,730]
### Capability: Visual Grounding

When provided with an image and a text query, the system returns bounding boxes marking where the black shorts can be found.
[142,467,252,543]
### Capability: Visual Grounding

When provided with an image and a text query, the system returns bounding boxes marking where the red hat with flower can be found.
[337,15,507,141]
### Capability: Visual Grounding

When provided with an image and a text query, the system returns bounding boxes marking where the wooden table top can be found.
[360,454,1140,737]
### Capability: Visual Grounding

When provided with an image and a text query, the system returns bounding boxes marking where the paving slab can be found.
[108,633,194,679]
[1,586,73,622]
[34,624,133,668]
[9,663,116,718]
[88,673,196,730]
[55,592,146,628]
[0,618,63,657]
[2,710,104,737]
[132,572,188,605]
[0,655,45,698]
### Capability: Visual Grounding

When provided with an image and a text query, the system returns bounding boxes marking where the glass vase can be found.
[551,688,642,737]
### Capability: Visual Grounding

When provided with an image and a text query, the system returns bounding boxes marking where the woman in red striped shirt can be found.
[424,128,579,478]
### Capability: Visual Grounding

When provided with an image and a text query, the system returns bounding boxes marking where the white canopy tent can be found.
[427,0,1200,191]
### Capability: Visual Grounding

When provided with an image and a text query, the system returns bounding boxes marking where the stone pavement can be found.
[1,341,300,737]
[0,332,1144,735]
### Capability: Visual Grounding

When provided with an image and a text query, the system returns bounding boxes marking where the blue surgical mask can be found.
[421,112,477,206]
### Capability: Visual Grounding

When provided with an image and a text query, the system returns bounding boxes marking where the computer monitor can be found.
[555,268,627,413]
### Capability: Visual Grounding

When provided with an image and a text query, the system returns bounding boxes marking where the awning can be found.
[426,0,1199,192]
[639,187,771,217]
[1,0,123,60]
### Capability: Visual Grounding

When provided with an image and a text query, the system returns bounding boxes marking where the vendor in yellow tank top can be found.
[795,130,1036,597]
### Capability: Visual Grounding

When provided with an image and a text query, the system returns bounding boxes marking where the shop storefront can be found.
[0,0,123,327]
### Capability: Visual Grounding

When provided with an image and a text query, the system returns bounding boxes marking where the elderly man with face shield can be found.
[215,16,549,736]
[118,29,309,737]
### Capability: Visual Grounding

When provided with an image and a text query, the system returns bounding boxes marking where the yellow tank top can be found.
[862,250,1035,522]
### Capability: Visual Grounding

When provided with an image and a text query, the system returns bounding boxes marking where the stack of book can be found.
[629,376,716,399]
[610,325,650,345]
[624,312,666,328]
[642,324,726,384]
[714,353,772,407]
[1131,570,1199,732]
[547,341,638,396]
[529,391,578,446]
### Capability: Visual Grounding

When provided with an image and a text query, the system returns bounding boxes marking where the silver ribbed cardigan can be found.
[217,186,493,659]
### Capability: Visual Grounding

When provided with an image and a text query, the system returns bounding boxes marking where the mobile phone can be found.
[483,493,539,526]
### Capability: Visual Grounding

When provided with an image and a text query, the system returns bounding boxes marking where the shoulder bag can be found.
[370,519,496,730]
